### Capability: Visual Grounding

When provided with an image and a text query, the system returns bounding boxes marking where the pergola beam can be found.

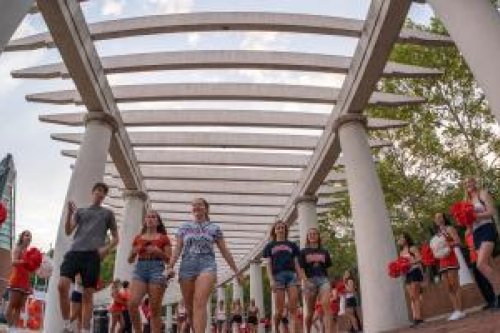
[27,83,425,106]
[40,110,408,130]
[5,11,453,52]
[12,50,441,79]
[53,131,392,150]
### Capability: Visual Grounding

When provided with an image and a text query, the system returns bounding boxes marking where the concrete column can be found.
[113,190,147,281]
[250,260,264,333]
[166,305,173,333]
[335,114,408,332]
[295,195,318,248]
[43,112,117,332]
[428,0,500,124]
[232,278,243,304]
[217,286,226,304]
[0,0,34,55]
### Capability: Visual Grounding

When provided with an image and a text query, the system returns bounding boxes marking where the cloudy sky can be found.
[0,0,434,250]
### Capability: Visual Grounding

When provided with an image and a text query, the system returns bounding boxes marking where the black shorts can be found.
[405,268,424,284]
[60,251,101,289]
[247,316,258,325]
[346,297,357,308]
[281,317,289,325]
[473,223,498,250]
[71,290,83,303]
[231,315,242,324]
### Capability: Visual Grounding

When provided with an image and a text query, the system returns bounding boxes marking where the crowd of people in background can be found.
[2,174,499,333]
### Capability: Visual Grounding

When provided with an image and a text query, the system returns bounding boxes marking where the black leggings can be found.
[472,263,496,304]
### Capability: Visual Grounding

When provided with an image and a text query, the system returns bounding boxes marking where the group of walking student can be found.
[7,176,497,333]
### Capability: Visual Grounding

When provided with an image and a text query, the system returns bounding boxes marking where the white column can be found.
[113,190,147,281]
[217,286,226,304]
[0,0,34,54]
[295,196,318,248]
[232,278,243,304]
[43,112,117,332]
[336,115,408,332]
[249,260,264,333]
[166,305,173,333]
[428,0,500,124]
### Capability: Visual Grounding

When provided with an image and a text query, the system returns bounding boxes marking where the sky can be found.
[0,0,434,251]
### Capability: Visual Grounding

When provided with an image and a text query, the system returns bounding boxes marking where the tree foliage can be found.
[322,17,500,270]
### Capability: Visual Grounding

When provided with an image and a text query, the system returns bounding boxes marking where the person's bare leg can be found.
[304,290,316,333]
[273,290,285,333]
[58,276,72,321]
[287,286,299,333]
[128,280,148,333]
[180,279,196,332]
[192,273,216,333]
[149,283,166,333]
[81,288,95,331]
[477,243,500,293]
[319,287,332,333]
[5,291,20,326]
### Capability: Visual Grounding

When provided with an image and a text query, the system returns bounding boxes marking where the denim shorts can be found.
[305,276,330,294]
[179,255,217,280]
[133,259,167,285]
[274,271,298,289]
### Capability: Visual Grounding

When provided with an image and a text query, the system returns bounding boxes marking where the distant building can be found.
[0,154,16,293]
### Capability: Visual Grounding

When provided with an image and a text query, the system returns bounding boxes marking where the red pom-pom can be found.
[335,281,346,294]
[388,260,401,278]
[0,201,7,225]
[27,318,41,330]
[397,257,411,274]
[421,243,436,266]
[23,248,43,272]
[450,201,476,227]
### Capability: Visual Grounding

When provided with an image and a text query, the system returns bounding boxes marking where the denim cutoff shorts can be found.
[133,259,167,284]
[274,271,298,289]
[305,276,330,294]
[179,254,217,280]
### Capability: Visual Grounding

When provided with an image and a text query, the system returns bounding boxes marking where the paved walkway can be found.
[392,309,500,333]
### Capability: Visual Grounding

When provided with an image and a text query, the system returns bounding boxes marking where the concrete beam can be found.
[53,131,392,150]
[12,50,441,79]
[151,202,281,216]
[5,11,453,52]
[40,110,408,130]
[62,149,313,168]
[27,83,425,106]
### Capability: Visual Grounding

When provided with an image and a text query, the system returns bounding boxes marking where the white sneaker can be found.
[447,310,466,321]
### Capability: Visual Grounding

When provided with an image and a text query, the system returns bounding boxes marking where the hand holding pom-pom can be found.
[388,260,401,278]
[397,257,411,274]
[23,247,43,272]
[420,243,436,266]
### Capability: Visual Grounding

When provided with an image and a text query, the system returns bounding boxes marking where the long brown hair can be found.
[270,220,288,241]
[140,210,167,235]
[305,227,322,248]
[17,230,31,247]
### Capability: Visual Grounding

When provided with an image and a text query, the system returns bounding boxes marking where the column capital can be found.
[250,259,262,265]
[84,111,119,132]
[294,195,318,205]
[333,114,368,132]
[122,189,148,201]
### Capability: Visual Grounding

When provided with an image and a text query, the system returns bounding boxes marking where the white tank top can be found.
[472,196,494,231]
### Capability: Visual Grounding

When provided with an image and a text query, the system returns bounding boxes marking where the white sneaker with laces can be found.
[448,310,466,321]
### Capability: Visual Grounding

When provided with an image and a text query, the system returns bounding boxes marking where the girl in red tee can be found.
[128,210,171,333]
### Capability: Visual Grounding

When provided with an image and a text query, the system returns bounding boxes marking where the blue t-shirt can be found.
[177,221,223,258]
[262,240,300,275]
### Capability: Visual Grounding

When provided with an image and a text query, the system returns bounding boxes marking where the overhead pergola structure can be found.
[5,0,500,332]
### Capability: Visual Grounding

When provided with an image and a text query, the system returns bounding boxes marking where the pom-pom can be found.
[388,260,401,278]
[335,281,346,294]
[421,243,436,266]
[0,201,7,225]
[36,255,53,279]
[23,247,43,272]
[450,201,476,227]
[397,257,411,274]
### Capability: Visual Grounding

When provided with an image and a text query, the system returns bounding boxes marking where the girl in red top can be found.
[6,230,32,329]
[128,210,172,333]
[434,212,465,321]
[109,279,125,332]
